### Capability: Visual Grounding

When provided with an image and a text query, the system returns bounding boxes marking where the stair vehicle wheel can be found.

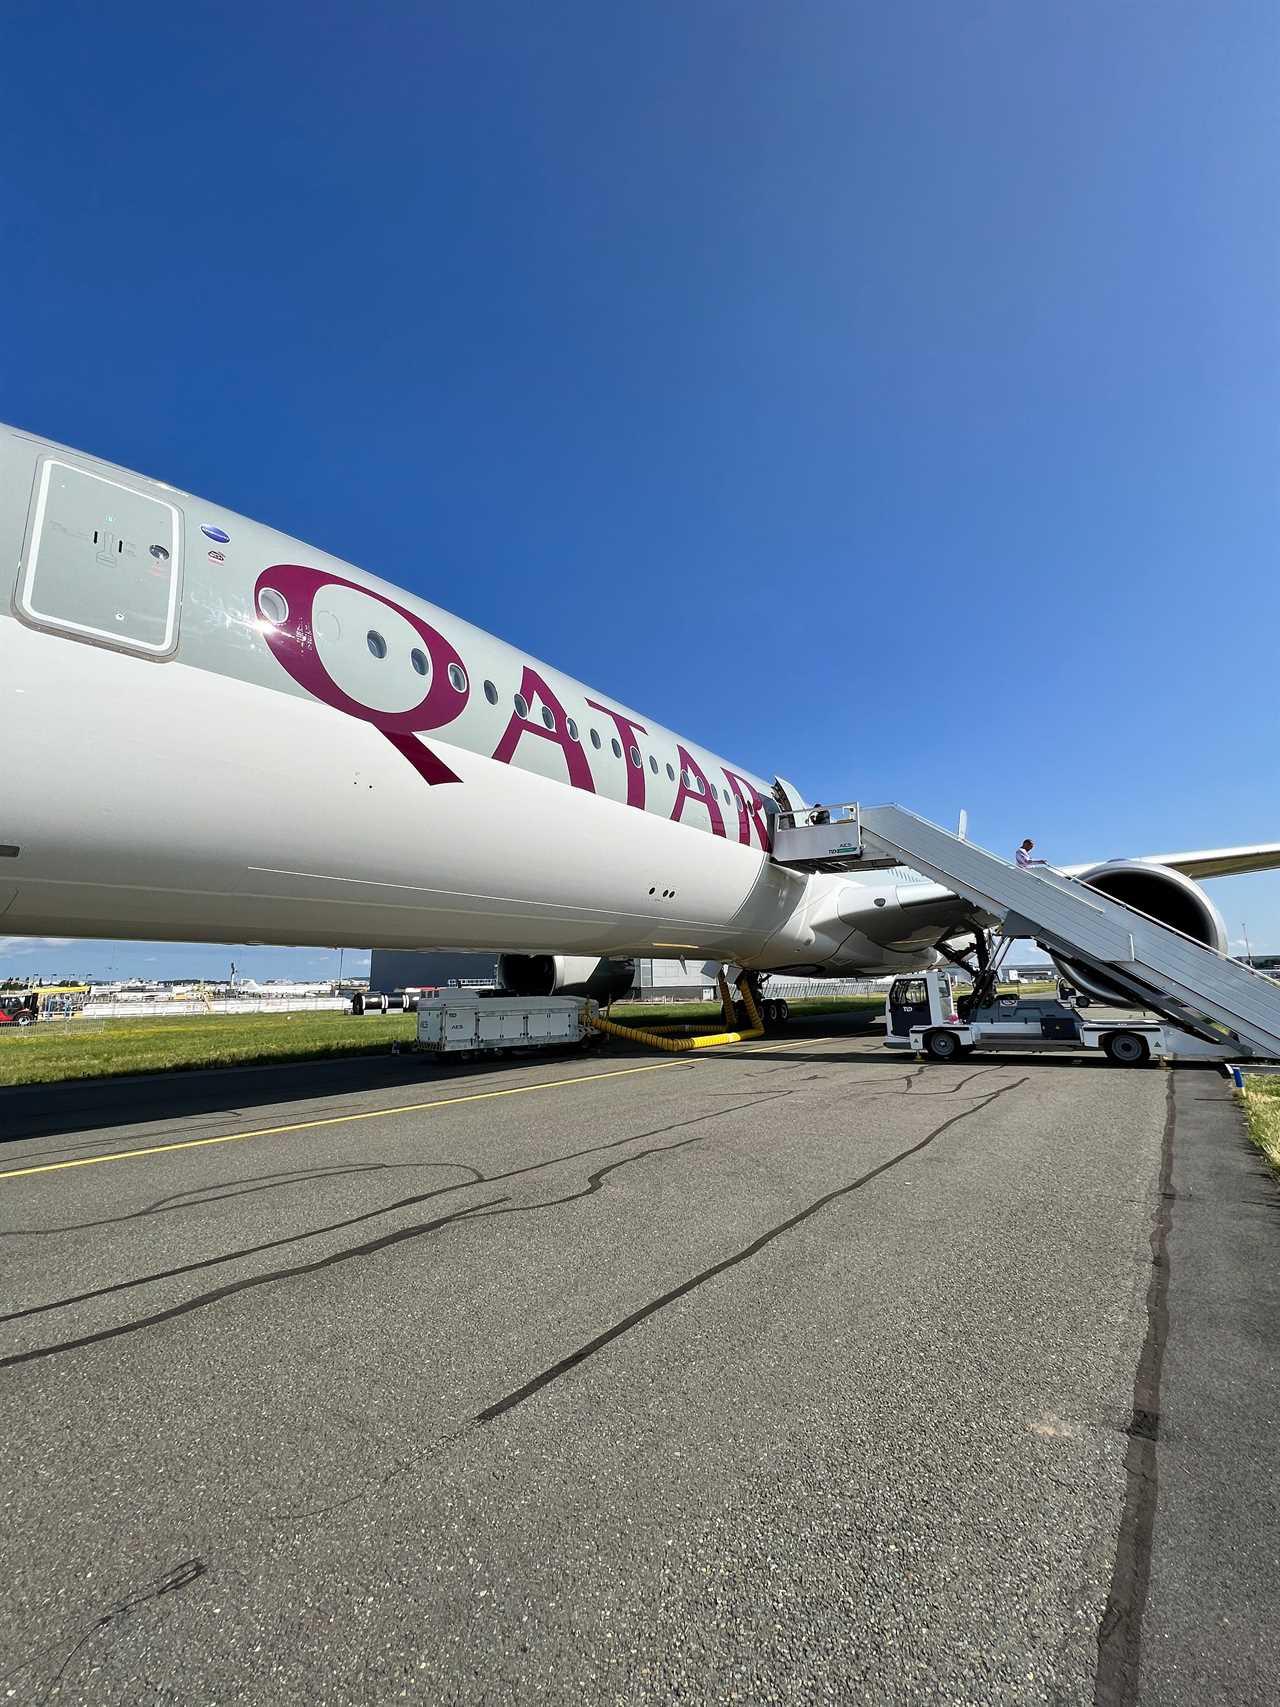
[925,1028,963,1063]
[1103,1030,1150,1066]
[777,999,789,1023]
[763,999,778,1025]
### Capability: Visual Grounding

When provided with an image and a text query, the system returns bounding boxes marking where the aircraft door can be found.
[16,459,183,657]
[771,776,808,815]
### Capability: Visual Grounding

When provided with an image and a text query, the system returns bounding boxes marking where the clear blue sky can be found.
[3,0,1277,979]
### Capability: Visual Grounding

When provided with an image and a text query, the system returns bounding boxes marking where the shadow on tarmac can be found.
[0,1012,874,1147]
[0,1010,1227,1149]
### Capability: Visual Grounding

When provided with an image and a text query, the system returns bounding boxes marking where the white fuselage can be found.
[0,424,949,974]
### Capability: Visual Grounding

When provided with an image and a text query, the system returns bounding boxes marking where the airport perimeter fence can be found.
[763,977,887,1000]
[626,976,887,1005]
[42,996,352,1022]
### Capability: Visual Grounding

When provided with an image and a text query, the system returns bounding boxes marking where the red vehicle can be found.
[0,994,36,1028]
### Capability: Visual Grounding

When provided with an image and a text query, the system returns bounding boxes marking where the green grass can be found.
[0,1009,416,1088]
[0,992,887,1089]
[1240,1075,1280,1175]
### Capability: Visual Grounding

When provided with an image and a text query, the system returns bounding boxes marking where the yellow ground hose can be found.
[587,972,764,1053]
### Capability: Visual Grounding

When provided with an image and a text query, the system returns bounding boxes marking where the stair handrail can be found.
[864,805,1280,984]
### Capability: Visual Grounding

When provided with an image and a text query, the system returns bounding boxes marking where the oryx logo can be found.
[254,565,469,785]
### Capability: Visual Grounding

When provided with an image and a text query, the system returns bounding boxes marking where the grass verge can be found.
[1239,1075,1280,1175]
[0,1010,416,1089]
[0,994,885,1090]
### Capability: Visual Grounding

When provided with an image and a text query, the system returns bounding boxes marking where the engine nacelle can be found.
[1052,861,1228,1001]
[497,954,635,1003]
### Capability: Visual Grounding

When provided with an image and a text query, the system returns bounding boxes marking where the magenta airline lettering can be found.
[493,667,596,792]
[254,565,468,785]
[585,700,649,808]
[722,768,770,850]
[671,745,726,837]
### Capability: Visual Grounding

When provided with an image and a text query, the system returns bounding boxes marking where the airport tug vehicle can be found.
[884,969,1240,1067]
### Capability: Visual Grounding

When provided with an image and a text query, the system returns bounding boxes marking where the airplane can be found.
[3,420,1277,1018]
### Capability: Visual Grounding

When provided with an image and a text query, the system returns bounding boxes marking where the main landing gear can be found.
[740,975,790,1031]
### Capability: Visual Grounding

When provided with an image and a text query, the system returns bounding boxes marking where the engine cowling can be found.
[1052,862,1228,1001]
[497,954,635,1003]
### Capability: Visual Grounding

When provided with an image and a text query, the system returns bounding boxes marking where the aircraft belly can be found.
[0,619,807,958]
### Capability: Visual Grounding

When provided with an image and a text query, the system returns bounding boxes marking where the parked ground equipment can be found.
[884,970,1242,1067]
[414,992,596,1061]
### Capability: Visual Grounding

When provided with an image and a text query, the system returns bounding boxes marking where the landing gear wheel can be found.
[925,1029,964,1063]
[1103,1030,1150,1066]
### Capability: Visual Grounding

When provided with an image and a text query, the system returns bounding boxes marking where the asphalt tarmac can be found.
[1,1026,1277,1706]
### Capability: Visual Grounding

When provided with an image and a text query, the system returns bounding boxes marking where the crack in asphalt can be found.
[1093,1073,1175,1706]
[272,1073,1029,1527]
[0,1161,486,1240]
[476,1075,1029,1423]
[0,1094,793,1364]
[2,1557,207,1706]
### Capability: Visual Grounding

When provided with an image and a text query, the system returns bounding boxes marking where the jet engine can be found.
[497,954,635,1003]
[1052,862,1228,1001]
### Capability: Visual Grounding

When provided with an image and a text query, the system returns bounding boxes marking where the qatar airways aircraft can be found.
[3,422,1276,1007]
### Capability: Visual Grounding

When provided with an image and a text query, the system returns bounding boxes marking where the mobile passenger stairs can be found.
[772,803,1280,1069]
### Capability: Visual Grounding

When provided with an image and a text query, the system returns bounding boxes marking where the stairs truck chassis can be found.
[884,970,1243,1067]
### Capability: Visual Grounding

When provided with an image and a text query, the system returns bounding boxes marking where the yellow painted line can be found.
[0,1033,821,1183]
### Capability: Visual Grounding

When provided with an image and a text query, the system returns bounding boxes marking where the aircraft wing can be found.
[1059,844,1280,881]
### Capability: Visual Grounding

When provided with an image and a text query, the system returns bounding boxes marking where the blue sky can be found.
[3,0,1277,979]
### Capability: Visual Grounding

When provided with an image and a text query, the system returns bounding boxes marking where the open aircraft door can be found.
[771,776,809,814]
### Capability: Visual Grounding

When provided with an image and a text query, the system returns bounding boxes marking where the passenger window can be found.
[367,630,387,659]
[448,663,468,693]
[648,754,659,773]
[567,718,579,741]
[514,693,529,719]
[484,679,499,705]
[410,648,428,676]
[629,745,641,767]
[590,729,602,749]
[666,763,675,781]
[258,588,288,626]
[611,738,622,758]
[541,705,556,730]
